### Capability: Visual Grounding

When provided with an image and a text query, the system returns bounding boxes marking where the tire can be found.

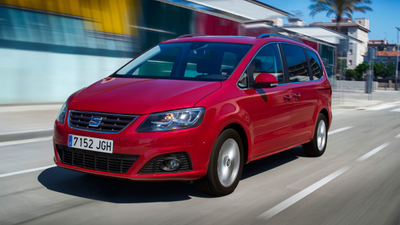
[302,113,328,157]
[197,129,244,196]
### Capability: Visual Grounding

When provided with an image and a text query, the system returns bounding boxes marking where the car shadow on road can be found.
[38,146,306,203]
[38,167,200,203]
[241,145,306,180]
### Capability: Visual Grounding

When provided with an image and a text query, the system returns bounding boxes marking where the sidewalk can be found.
[0,104,61,141]
[332,89,400,110]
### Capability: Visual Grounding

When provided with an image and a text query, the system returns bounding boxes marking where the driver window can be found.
[252,44,284,84]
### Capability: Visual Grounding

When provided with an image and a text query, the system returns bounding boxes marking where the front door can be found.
[249,43,293,159]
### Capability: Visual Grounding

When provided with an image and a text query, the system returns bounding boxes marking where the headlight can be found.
[56,102,68,124]
[137,107,205,132]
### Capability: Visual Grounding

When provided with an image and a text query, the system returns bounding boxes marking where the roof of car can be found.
[161,35,306,46]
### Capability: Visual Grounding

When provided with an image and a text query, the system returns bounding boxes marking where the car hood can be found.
[68,77,221,115]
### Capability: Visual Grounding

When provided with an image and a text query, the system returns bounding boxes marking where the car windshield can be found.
[112,42,252,81]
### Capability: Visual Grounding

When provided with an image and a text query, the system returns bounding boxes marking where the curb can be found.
[0,130,53,143]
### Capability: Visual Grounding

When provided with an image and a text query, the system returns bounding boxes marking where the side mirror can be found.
[253,73,278,88]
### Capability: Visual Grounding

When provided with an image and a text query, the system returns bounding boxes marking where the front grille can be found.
[139,152,192,174]
[69,110,138,133]
[56,145,139,174]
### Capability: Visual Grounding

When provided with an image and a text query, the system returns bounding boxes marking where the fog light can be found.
[160,158,181,171]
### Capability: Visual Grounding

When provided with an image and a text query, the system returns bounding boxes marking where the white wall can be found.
[347,25,369,69]
[347,42,357,69]
[0,48,131,104]
[335,80,378,90]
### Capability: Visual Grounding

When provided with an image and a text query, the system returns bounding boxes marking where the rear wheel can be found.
[302,113,328,157]
[197,129,244,196]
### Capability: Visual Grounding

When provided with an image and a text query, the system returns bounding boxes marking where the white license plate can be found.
[68,134,113,153]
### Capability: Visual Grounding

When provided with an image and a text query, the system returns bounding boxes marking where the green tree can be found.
[372,62,395,78]
[346,69,357,79]
[386,62,395,78]
[309,0,372,31]
[355,61,369,79]
[373,62,384,78]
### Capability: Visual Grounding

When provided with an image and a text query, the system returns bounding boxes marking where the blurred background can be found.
[0,0,340,104]
[2,1,400,224]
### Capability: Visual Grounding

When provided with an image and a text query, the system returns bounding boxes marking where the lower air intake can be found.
[56,145,139,174]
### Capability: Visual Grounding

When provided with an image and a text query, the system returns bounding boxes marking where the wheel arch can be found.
[221,123,250,164]
[319,108,330,128]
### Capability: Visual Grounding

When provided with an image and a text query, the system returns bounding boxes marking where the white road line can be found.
[0,165,56,178]
[328,126,353,135]
[258,166,351,220]
[396,134,400,138]
[356,142,390,162]
[390,108,400,112]
[0,136,52,147]
[0,128,53,136]
[366,104,396,111]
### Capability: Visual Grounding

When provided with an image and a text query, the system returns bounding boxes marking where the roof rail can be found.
[178,34,206,39]
[257,33,302,43]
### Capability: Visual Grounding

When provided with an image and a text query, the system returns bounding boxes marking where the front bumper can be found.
[53,112,219,181]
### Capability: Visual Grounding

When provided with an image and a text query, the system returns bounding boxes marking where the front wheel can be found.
[302,113,328,157]
[197,129,244,196]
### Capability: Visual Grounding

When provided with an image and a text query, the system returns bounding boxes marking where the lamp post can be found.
[396,27,400,91]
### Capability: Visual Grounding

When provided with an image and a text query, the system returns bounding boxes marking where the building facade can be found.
[368,40,398,52]
[312,18,370,69]
[0,0,341,104]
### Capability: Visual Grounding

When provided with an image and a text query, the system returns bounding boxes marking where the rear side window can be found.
[306,50,324,80]
[282,44,310,82]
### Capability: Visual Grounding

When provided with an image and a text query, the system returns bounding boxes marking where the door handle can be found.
[283,95,292,102]
[293,93,301,100]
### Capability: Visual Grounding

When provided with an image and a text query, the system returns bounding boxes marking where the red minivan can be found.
[54,34,332,196]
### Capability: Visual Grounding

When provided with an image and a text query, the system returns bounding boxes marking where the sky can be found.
[261,0,400,44]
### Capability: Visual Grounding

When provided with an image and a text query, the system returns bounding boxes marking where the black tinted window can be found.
[282,44,310,82]
[253,44,284,84]
[306,50,324,79]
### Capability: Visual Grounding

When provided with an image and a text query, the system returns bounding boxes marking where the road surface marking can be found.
[356,142,390,162]
[391,108,400,112]
[258,166,351,220]
[0,128,53,136]
[396,134,400,138]
[328,126,353,135]
[0,165,56,178]
[0,136,52,147]
[366,104,396,111]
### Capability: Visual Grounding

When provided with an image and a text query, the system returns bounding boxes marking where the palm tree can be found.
[309,0,372,32]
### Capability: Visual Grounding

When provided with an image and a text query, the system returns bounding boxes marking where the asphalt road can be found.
[1,104,400,225]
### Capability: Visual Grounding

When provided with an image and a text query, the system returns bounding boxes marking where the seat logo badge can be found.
[89,116,103,127]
